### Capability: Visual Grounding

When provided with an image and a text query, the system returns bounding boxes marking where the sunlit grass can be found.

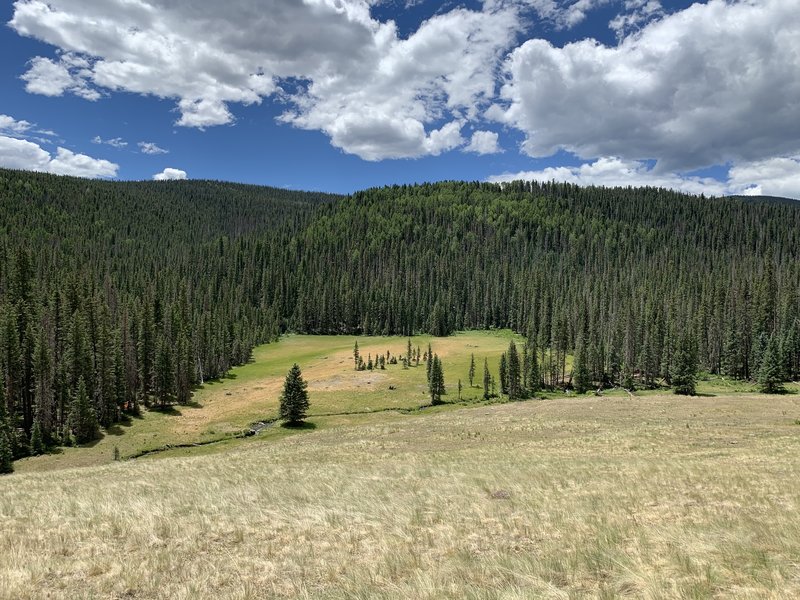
[2,394,799,598]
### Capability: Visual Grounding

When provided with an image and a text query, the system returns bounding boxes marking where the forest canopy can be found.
[1,169,798,462]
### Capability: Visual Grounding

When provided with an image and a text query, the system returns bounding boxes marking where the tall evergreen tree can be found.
[758,334,784,394]
[68,377,99,445]
[573,341,591,394]
[499,354,508,396]
[353,340,360,371]
[279,363,310,424]
[671,333,698,396]
[507,341,521,400]
[468,353,476,388]
[483,358,491,400]
[429,355,446,405]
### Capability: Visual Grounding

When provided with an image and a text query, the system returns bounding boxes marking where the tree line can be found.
[2,170,799,471]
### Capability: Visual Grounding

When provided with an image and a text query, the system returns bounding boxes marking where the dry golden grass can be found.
[2,393,800,599]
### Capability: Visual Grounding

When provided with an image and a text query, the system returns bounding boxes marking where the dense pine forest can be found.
[2,168,799,466]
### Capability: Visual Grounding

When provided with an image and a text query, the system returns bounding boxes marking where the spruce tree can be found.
[573,342,591,394]
[353,340,360,371]
[507,341,521,400]
[527,343,540,394]
[468,353,476,388]
[671,333,698,396]
[758,334,784,393]
[499,354,508,396]
[69,377,100,445]
[279,363,310,425]
[483,358,491,400]
[429,355,445,405]
[30,418,45,455]
[407,339,413,365]
[0,382,13,474]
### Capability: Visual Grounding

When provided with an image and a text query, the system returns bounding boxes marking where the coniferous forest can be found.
[2,168,799,464]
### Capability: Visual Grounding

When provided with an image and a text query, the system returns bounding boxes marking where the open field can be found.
[2,392,800,598]
[15,331,525,473]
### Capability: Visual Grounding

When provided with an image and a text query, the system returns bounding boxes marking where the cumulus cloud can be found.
[92,135,127,148]
[153,167,187,180]
[0,114,33,134]
[464,130,502,155]
[10,0,518,160]
[21,54,101,100]
[494,0,800,172]
[727,157,800,200]
[488,156,800,200]
[0,135,118,178]
[138,142,168,155]
[487,157,728,196]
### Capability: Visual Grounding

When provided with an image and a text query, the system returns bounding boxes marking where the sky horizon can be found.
[1,0,799,198]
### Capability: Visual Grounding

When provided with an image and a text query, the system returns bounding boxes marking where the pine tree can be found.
[0,379,13,474]
[671,333,698,396]
[68,377,100,445]
[758,334,784,393]
[527,342,540,394]
[426,342,433,381]
[468,353,476,387]
[483,358,491,400]
[429,355,446,405]
[457,378,462,400]
[499,354,508,396]
[507,341,521,400]
[573,342,591,394]
[30,417,44,455]
[279,363,310,425]
[353,340,360,371]
[407,339,413,365]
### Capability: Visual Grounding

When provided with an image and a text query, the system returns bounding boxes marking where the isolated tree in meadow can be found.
[279,363,309,425]
[429,355,446,405]
[68,377,99,445]
[483,358,491,400]
[671,333,698,396]
[353,340,360,371]
[758,334,784,393]
[407,339,413,365]
[468,353,476,387]
[458,378,462,401]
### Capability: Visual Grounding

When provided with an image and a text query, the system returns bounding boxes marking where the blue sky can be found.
[1,0,799,198]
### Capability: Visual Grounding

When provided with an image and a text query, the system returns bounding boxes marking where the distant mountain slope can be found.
[1,171,799,467]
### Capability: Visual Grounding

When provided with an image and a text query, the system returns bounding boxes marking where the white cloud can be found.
[92,135,127,148]
[153,167,187,180]
[487,157,728,196]
[21,54,101,100]
[10,0,519,160]
[464,130,502,155]
[727,157,800,200]
[0,114,33,134]
[0,135,118,178]
[494,0,800,172]
[487,155,800,200]
[138,141,168,155]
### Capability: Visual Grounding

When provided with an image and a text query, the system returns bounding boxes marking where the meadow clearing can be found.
[2,331,799,598]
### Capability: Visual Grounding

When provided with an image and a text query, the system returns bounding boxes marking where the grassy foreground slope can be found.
[2,393,800,599]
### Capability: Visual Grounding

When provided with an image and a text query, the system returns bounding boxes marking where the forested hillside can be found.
[2,170,799,465]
